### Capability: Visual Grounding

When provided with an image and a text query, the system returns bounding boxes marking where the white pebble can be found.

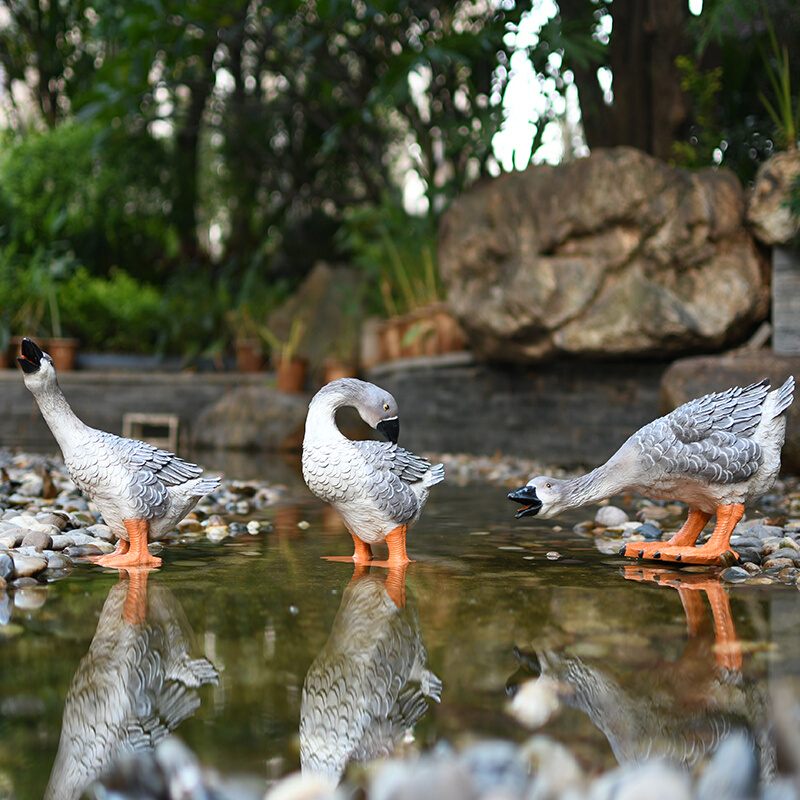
[594,505,629,527]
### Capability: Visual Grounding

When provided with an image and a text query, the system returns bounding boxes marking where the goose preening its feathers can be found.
[509,378,795,565]
[17,338,220,568]
[302,378,444,566]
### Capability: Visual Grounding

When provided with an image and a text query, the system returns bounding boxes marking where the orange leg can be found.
[368,525,413,569]
[94,519,162,568]
[322,531,374,563]
[651,503,743,565]
[621,508,712,561]
[92,537,130,563]
[351,532,374,563]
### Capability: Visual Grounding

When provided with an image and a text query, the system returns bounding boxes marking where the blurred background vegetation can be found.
[0,0,797,363]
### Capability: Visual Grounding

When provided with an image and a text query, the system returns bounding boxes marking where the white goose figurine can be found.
[302,378,444,565]
[509,378,795,565]
[17,338,220,568]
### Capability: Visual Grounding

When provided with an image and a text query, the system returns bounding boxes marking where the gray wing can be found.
[105,434,205,485]
[84,433,206,518]
[353,441,436,522]
[636,382,768,484]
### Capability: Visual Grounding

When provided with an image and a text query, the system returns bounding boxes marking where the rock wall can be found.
[439,147,769,363]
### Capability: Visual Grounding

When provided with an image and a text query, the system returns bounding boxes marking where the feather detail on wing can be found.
[357,442,440,485]
[636,381,769,484]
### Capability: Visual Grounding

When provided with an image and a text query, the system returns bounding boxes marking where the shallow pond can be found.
[3,464,800,799]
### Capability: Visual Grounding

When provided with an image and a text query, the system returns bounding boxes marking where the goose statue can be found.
[17,338,220,568]
[302,378,444,566]
[508,377,795,565]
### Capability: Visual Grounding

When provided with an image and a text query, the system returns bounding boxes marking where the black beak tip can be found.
[17,338,44,374]
[507,486,543,518]
[377,418,399,444]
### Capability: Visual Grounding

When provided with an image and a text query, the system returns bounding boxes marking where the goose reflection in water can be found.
[509,569,774,779]
[44,568,219,800]
[300,562,442,781]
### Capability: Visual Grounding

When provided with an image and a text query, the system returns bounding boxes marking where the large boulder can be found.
[439,147,769,363]
[746,150,800,245]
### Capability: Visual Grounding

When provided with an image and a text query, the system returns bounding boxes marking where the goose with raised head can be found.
[508,378,795,565]
[302,378,444,566]
[17,338,220,568]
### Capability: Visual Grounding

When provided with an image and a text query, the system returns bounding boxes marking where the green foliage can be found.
[0,122,178,283]
[57,267,167,353]
[672,56,723,168]
[336,198,442,317]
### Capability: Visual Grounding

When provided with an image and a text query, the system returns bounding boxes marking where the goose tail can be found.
[426,462,445,488]
[772,376,795,418]
[194,476,222,496]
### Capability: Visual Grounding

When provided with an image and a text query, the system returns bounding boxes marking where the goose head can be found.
[17,337,57,389]
[317,378,401,444]
[354,381,400,444]
[508,477,563,519]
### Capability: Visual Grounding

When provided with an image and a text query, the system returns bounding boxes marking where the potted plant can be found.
[16,247,79,370]
[226,304,265,372]
[261,317,308,392]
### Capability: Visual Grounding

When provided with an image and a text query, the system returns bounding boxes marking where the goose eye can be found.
[383,403,390,411]
[545,483,551,489]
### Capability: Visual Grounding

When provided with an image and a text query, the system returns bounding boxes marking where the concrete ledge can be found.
[1,368,267,452]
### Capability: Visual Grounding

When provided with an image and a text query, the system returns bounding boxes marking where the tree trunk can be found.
[564,0,690,161]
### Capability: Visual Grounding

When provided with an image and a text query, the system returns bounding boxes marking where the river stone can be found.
[10,554,48,578]
[721,566,751,583]
[35,511,68,530]
[49,534,74,551]
[439,147,768,363]
[86,524,114,542]
[21,530,52,551]
[45,553,73,570]
[595,506,629,528]
[0,553,13,582]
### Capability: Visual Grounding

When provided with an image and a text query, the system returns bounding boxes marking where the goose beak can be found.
[376,417,399,444]
[17,338,44,375]
[508,485,543,519]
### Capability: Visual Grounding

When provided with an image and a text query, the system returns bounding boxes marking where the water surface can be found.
[2,478,799,798]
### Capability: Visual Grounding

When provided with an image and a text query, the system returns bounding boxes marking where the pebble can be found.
[0,448,286,629]
[21,529,52,551]
[594,505,629,528]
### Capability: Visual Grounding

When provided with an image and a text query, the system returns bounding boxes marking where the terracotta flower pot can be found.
[47,338,80,372]
[276,357,308,393]
[235,338,264,372]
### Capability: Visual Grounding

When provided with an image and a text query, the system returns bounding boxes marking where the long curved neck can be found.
[304,390,347,444]
[561,458,632,509]
[28,379,88,456]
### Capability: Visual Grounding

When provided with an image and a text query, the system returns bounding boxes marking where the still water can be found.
[2,467,800,799]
